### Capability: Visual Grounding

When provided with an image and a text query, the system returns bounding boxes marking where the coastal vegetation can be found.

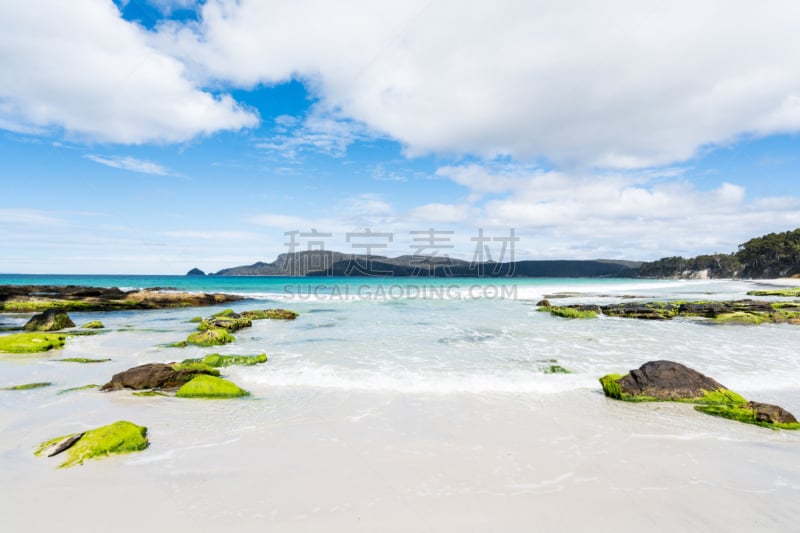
[640,227,800,279]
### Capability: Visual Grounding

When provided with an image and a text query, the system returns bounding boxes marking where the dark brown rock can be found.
[617,360,727,401]
[100,363,216,391]
[535,299,551,307]
[747,401,798,425]
[23,309,75,331]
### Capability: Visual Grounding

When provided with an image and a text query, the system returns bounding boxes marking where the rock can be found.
[0,332,67,353]
[240,309,299,320]
[100,362,218,391]
[747,287,800,297]
[23,309,75,331]
[747,401,798,425]
[694,403,800,430]
[180,353,267,368]
[198,315,252,332]
[600,360,745,403]
[81,320,104,329]
[186,268,206,276]
[186,328,235,346]
[0,285,242,312]
[34,421,149,468]
[546,299,800,324]
[176,375,249,398]
[535,299,551,307]
[57,357,111,363]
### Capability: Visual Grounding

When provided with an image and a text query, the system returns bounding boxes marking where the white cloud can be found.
[0,208,65,226]
[85,154,171,175]
[162,230,262,241]
[154,0,800,168]
[0,0,257,143]
[430,163,800,259]
[408,203,474,224]
[256,109,374,158]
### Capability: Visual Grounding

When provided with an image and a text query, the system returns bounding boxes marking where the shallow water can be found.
[1,277,799,532]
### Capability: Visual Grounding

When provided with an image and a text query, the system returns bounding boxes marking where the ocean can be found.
[1,275,799,532]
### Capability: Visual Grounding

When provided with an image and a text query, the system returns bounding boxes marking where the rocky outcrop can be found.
[615,361,732,401]
[0,285,243,312]
[544,299,800,324]
[23,309,75,331]
[600,361,799,430]
[100,363,218,391]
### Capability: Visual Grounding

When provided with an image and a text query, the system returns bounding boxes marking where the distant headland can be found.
[191,227,800,279]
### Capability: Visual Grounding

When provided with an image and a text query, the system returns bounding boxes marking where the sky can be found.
[1,0,800,274]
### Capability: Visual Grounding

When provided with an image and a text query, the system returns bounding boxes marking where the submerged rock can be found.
[747,287,800,297]
[240,308,299,320]
[35,420,149,468]
[23,309,75,331]
[100,362,217,391]
[81,320,104,329]
[544,299,800,324]
[197,315,252,332]
[180,353,267,368]
[2,382,52,390]
[175,375,249,398]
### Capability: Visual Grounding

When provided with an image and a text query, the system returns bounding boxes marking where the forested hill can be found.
[639,228,800,279]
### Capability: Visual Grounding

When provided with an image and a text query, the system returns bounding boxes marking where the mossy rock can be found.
[695,404,800,430]
[2,382,52,391]
[211,309,238,318]
[132,390,169,397]
[56,357,111,363]
[23,309,76,331]
[186,328,235,347]
[35,420,149,468]
[241,309,299,320]
[170,361,221,376]
[180,353,267,368]
[175,375,249,399]
[746,288,800,297]
[196,315,252,332]
[58,384,99,395]
[544,364,571,374]
[188,316,203,323]
[81,321,105,329]
[548,306,598,319]
[712,312,772,325]
[0,332,67,353]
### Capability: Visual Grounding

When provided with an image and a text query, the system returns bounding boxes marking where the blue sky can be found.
[1,0,800,274]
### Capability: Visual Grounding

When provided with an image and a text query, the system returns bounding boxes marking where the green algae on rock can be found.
[81,321,104,329]
[57,357,111,363]
[186,327,235,347]
[180,353,267,368]
[2,382,52,391]
[240,309,299,320]
[175,375,249,399]
[695,402,800,430]
[746,287,800,297]
[548,306,598,319]
[170,361,221,376]
[0,332,67,353]
[188,316,203,323]
[58,384,99,394]
[132,390,169,397]
[35,420,149,468]
[197,315,252,333]
[23,309,76,331]
[544,364,571,374]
